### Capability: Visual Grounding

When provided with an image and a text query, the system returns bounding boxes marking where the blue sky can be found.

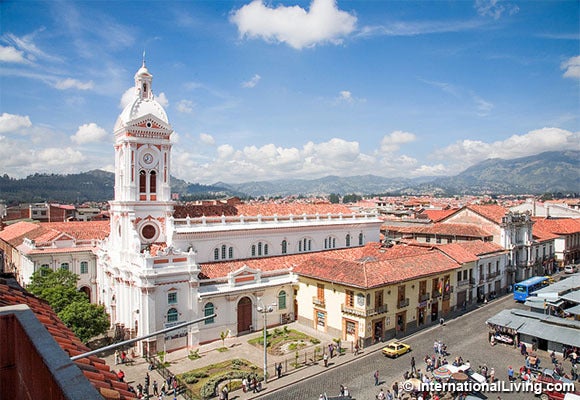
[1,0,578,185]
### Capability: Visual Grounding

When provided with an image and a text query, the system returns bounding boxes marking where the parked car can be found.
[381,341,411,358]
[538,390,580,400]
[564,265,578,274]
[534,368,574,385]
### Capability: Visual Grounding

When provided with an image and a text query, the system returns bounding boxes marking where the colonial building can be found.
[96,62,383,355]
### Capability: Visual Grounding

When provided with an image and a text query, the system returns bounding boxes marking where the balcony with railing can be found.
[431,291,441,299]
[397,298,410,309]
[457,279,470,287]
[469,277,476,285]
[312,296,325,308]
[418,293,430,302]
[487,271,500,280]
[341,303,388,317]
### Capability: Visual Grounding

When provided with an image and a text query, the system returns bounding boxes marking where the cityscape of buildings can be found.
[1,60,579,399]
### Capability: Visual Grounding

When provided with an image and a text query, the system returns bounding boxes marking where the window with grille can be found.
[80,261,88,274]
[204,303,215,324]
[167,308,178,323]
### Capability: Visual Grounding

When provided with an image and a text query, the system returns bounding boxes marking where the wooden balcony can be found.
[397,298,410,309]
[341,303,388,317]
[312,296,325,308]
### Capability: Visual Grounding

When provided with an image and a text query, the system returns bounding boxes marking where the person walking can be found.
[323,352,329,367]
[377,388,385,400]
[411,356,416,374]
[354,341,360,356]
[374,369,380,386]
[392,381,399,399]
[507,366,514,382]
[277,362,283,378]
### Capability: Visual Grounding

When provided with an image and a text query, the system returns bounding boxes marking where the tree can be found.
[27,267,86,313]
[27,267,109,342]
[329,193,340,204]
[59,301,110,343]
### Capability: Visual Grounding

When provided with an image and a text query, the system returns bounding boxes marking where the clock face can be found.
[143,153,153,164]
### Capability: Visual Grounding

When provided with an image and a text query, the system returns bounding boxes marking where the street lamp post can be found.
[257,298,275,384]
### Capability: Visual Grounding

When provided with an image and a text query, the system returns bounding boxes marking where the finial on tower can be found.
[142,50,146,67]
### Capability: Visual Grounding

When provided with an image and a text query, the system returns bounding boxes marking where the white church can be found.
[97,62,383,356]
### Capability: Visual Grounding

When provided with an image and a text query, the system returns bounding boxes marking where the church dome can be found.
[114,62,168,131]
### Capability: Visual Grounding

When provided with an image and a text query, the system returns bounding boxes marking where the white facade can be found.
[97,62,383,354]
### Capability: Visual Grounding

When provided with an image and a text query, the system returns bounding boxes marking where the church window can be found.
[166,308,178,323]
[80,261,88,274]
[251,245,256,257]
[298,241,302,252]
[324,238,328,249]
[204,303,215,324]
[139,170,147,193]
[264,243,268,255]
[258,242,262,256]
[221,245,226,259]
[40,264,49,275]
[168,292,177,305]
[60,262,69,271]
[346,234,351,247]
[281,240,287,254]
[214,248,219,260]
[308,239,311,251]
[149,171,156,193]
[141,224,156,240]
[332,238,336,248]
[358,233,364,245]
[278,290,287,310]
[228,247,234,259]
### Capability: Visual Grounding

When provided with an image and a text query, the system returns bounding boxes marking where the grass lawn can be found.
[247,326,320,355]
[178,358,260,400]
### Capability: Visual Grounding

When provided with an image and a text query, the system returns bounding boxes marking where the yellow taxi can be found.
[382,341,411,358]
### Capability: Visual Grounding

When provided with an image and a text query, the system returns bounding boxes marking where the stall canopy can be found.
[487,309,580,348]
[565,304,580,316]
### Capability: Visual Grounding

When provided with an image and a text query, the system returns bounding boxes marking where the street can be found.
[257,295,534,400]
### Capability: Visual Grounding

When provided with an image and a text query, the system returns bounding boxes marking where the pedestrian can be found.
[323,353,329,367]
[386,389,394,400]
[392,381,399,399]
[114,350,120,365]
[490,367,495,383]
[136,383,143,397]
[411,356,416,374]
[252,377,258,393]
[145,372,150,387]
[277,362,283,378]
[340,384,345,396]
[507,366,514,382]
[222,385,229,400]
[374,369,379,386]
[153,380,159,396]
[329,343,334,358]
[354,341,360,356]
[377,388,385,400]
[121,350,126,364]
[117,369,125,382]
[242,377,248,392]
[434,341,438,354]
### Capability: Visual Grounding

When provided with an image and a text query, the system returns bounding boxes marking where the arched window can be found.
[332,238,336,248]
[278,290,287,310]
[298,241,302,252]
[359,233,364,245]
[60,262,69,271]
[228,247,234,259]
[167,308,178,323]
[346,234,351,247]
[308,239,311,251]
[214,248,219,260]
[264,243,269,255]
[324,238,328,249]
[80,261,88,274]
[204,303,215,324]
[139,170,147,193]
[149,171,157,193]
[221,245,226,259]
[251,245,256,257]
[258,242,262,256]
[281,240,287,254]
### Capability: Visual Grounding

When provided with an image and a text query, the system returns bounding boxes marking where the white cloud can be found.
[54,78,94,90]
[474,0,519,20]
[338,90,353,103]
[37,147,85,165]
[200,133,215,145]
[120,87,135,109]
[0,113,32,134]
[561,55,580,79]
[230,0,357,50]
[71,123,108,144]
[156,92,169,107]
[0,45,26,63]
[242,74,261,88]
[177,99,194,113]
[380,131,416,153]
[433,127,580,168]
[472,94,494,116]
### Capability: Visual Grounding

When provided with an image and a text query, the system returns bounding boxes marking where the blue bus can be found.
[513,276,549,302]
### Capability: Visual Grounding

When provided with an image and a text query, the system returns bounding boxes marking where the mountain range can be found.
[0,151,578,204]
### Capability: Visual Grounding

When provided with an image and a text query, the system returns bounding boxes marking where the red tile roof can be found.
[436,241,505,263]
[532,217,580,235]
[465,205,508,224]
[382,223,492,238]
[235,202,353,216]
[0,277,135,399]
[0,221,42,245]
[0,221,109,247]
[420,209,459,222]
[293,244,461,289]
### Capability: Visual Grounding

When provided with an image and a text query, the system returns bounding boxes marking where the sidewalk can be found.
[102,302,489,399]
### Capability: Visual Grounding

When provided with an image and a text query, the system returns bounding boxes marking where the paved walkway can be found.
[102,304,492,399]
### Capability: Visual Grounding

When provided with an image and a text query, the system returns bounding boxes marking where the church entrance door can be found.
[237,297,252,334]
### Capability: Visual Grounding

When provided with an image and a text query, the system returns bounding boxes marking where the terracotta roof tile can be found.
[235,202,353,217]
[532,217,580,235]
[383,223,492,238]
[420,209,459,222]
[466,205,508,224]
[0,278,135,399]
